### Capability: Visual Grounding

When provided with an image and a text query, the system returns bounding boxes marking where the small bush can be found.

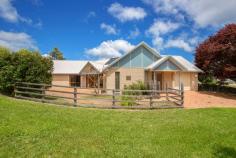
[120,96,136,106]
[121,81,149,106]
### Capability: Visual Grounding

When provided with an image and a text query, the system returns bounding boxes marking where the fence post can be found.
[166,83,169,101]
[14,83,16,97]
[181,83,184,107]
[149,94,153,109]
[74,86,77,107]
[42,84,46,103]
[112,89,115,107]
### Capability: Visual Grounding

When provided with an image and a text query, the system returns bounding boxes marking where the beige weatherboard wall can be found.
[104,67,145,90]
[52,42,202,91]
[52,74,70,86]
[166,71,198,91]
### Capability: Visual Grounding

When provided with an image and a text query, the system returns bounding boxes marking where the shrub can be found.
[0,47,53,95]
[199,83,236,94]
[121,81,149,106]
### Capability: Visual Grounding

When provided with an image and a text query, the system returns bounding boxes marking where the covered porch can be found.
[145,56,199,91]
[69,62,104,88]
[69,74,103,88]
[145,70,182,90]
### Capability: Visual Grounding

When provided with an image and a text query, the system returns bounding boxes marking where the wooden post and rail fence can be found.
[14,82,184,109]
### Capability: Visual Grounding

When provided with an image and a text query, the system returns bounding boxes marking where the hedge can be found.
[198,84,236,94]
[0,47,53,95]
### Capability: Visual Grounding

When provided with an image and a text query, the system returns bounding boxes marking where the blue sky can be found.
[0,0,235,62]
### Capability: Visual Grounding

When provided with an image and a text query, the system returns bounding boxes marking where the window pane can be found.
[126,76,131,81]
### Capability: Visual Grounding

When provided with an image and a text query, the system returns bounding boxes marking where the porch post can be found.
[153,71,156,90]
[97,74,100,94]
[86,75,87,88]
[98,74,100,88]
[178,71,181,90]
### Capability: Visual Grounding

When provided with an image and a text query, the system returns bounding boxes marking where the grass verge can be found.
[0,95,236,157]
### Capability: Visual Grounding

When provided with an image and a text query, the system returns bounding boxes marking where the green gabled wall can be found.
[155,60,180,71]
[112,46,159,68]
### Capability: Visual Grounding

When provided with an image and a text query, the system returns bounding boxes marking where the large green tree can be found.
[0,47,53,95]
[195,24,236,82]
[49,48,64,60]
[0,47,14,94]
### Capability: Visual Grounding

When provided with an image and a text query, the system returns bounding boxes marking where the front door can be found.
[115,72,120,90]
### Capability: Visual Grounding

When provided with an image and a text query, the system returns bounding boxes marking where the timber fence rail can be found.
[14,82,184,109]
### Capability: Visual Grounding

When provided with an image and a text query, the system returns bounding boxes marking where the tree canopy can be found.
[0,47,53,95]
[49,48,64,60]
[195,24,236,81]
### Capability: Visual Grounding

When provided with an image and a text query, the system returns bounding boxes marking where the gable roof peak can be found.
[136,41,161,56]
[103,41,161,71]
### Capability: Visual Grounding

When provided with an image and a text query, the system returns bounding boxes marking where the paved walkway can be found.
[184,91,236,108]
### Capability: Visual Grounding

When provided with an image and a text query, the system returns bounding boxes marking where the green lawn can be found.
[0,95,236,158]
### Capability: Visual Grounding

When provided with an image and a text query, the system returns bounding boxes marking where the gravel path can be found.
[184,91,236,108]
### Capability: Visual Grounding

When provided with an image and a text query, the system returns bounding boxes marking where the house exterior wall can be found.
[52,74,70,86]
[80,75,86,88]
[190,73,198,90]
[52,71,198,91]
[145,71,153,82]
[51,44,199,91]
[105,67,145,90]
[172,72,198,90]
[162,72,174,89]
[105,45,159,90]
[144,71,199,91]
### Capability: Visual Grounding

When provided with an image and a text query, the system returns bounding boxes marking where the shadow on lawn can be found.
[213,145,236,158]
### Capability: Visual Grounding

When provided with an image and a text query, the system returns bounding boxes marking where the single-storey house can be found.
[52,42,202,91]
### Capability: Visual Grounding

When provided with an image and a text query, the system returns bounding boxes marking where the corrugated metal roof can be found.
[146,56,203,72]
[53,60,88,74]
[172,56,203,72]
[90,61,108,72]
[146,56,169,69]
[105,57,119,65]
[53,60,110,74]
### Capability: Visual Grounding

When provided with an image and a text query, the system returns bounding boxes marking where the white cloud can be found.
[86,40,135,58]
[128,27,140,39]
[188,36,202,46]
[0,0,19,22]
[146,20,180,49]
[146,20,197,52]
[100,23,118,35]
[108,3,147,22]
[165,39,193,52]
[142,0,179,14]
[0,30,38,51]
[42,54,50,57]
[147,20,180,37]
[0,0,40,27]
[142,0,236,27]
[152,37,164,49]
